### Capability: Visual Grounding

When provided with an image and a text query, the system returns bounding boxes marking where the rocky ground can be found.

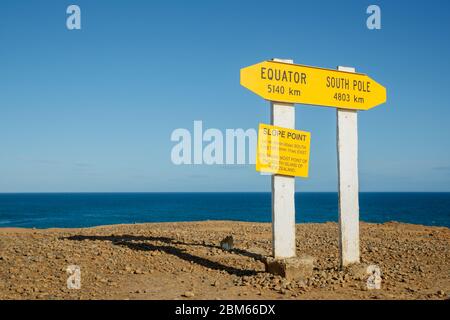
[0,221,449,300]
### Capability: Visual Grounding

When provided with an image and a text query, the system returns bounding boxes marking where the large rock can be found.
[263,255,315,281]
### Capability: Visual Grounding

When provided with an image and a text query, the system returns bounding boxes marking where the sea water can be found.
[0,192,448,229]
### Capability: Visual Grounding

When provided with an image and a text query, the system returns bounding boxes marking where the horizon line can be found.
[0,191,449,194]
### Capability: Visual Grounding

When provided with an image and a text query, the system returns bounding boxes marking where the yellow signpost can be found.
[240,60,387,110]
[256,123,310,178]
[242,58,387,268]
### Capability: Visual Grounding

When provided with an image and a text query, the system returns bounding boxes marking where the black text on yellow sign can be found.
[241,60,387,110]
[256,124,311,177]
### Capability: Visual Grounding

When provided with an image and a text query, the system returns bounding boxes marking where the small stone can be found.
[182,291,195,298]
[124,266,133,272]
[220,236,234,251]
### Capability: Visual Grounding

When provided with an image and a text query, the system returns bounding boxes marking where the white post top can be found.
[273,58,294,64]
[338,66,356,73]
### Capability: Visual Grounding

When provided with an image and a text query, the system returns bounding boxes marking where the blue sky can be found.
[0,0,449,192]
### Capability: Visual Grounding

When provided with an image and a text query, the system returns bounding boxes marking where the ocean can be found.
[0,192,449,229]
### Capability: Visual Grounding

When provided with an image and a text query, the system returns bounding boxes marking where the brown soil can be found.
[0,221,449,300]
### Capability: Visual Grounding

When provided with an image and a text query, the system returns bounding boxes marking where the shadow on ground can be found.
[63,234,266,276]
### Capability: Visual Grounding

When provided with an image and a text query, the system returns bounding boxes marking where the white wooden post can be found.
[271,58,296,259]
[336,66,360,267]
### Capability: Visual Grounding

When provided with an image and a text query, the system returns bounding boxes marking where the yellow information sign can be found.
[241,60,386,110]
[256,123,311,177]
